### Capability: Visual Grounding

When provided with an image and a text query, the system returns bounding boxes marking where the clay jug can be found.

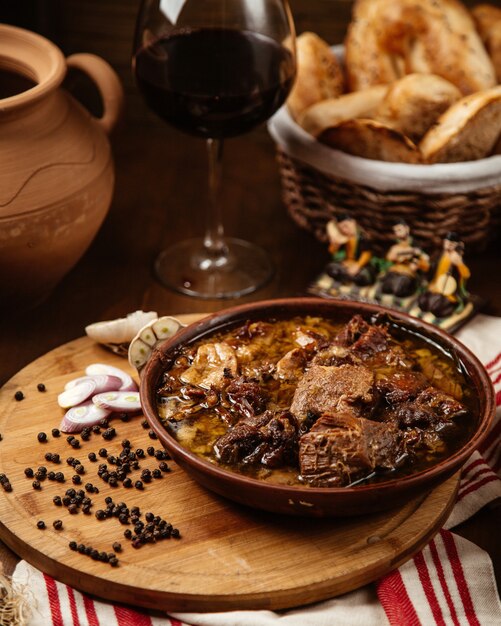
[0,24,123,310]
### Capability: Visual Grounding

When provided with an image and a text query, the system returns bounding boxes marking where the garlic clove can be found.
[85,310,158,345]
[128,316,185,372]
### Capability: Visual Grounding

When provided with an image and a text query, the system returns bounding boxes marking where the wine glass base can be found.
[154,237,274,299]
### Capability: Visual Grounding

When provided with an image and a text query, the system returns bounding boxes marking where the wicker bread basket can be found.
[268,47,501,253]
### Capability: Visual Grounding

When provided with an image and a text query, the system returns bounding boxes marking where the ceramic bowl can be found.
[140,298,495,517]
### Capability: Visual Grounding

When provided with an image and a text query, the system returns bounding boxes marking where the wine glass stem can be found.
[204,138,228,265]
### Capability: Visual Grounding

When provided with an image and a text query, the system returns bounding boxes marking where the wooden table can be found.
[0,0,499,601]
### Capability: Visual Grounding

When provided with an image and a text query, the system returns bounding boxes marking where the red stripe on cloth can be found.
[429,539,460,626]
[492,374,501,385]
[456,475,500,502]
[67,586,81,626]
[414,551,446,626]
[458,467,495,494]
[440,530,481,626]
[377,569,421,626]
[496,390,501,407]
[83,595,100,626]
[480,419,501,457]
[461,458,485,479]
[114,606,153,626]
[485,351,501,371]
[43,574,64,626]
[168,620,185,626]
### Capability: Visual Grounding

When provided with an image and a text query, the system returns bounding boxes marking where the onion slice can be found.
[60,402,111,433]
[64,374,122,392]
[58,379,97,408]
[84,364,138,392]
[92,391,141,412]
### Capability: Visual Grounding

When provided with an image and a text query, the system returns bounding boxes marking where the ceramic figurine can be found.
[381,220,430,298]
[325,214,376,286]
[418,232,471,318]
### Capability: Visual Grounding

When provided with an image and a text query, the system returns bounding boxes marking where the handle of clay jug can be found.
[66,53,124,134]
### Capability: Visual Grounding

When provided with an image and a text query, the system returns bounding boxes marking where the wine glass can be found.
[132,0,296,298]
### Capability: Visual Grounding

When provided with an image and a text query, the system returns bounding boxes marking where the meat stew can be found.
[156,314,476,488]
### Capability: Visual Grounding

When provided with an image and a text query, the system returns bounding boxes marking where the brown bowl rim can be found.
[140,298,495,498]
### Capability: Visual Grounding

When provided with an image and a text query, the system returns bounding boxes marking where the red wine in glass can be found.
[135,28,295,139]
[133,1,296,298]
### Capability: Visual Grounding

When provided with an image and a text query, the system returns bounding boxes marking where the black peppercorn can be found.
[51,428,60,437]
[123,478,132,488]
[48,471,56,481]
[2,482,12,492]
[99,418,109,428]
[145,512,154,522]
[95,510,106,520]
[135,448,145,458]
[102,428,116,441]
[66,457,75,466]
[53,495,62,506]
[53,520,63,530]
[69,541,77,551]
[148,430,158,440]
[141,419,149,429]
[124,529,132,539]
[159,462,170,473]
[152,469,162,479]
[37,520,45,529]
[91,549,99,560]
[70,439,80,449]
[65,488,76,497]
[67,435,75,443]
[77,543,86,554]
[108,477,118,487]
[147,446,155,456]
[68,503,78,514]
[121,439,130,448]
[24,467,34,478]
[88,452,97,462]
[37,383,46,392]
[92,425,101,434]
[112,541,122,552]
[32,480,41,490]
[72,475,81,485]
[98,448,107,458]
[55,472,65,482]
[14,390,25,401]
[135,480,144,490]
[75,464,85,475]
[171,528,180,538]
[37,432,47,443]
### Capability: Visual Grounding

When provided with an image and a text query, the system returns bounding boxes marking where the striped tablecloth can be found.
[13,315,501,626]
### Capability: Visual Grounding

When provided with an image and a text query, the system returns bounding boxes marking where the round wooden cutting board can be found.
[0,314,459,612]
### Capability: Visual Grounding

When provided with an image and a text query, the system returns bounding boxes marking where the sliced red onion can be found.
[60,402,111,433]
[92,391,141,412]
[64,374,122,392]
[85,363,138,392]
[58,379,97,408]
